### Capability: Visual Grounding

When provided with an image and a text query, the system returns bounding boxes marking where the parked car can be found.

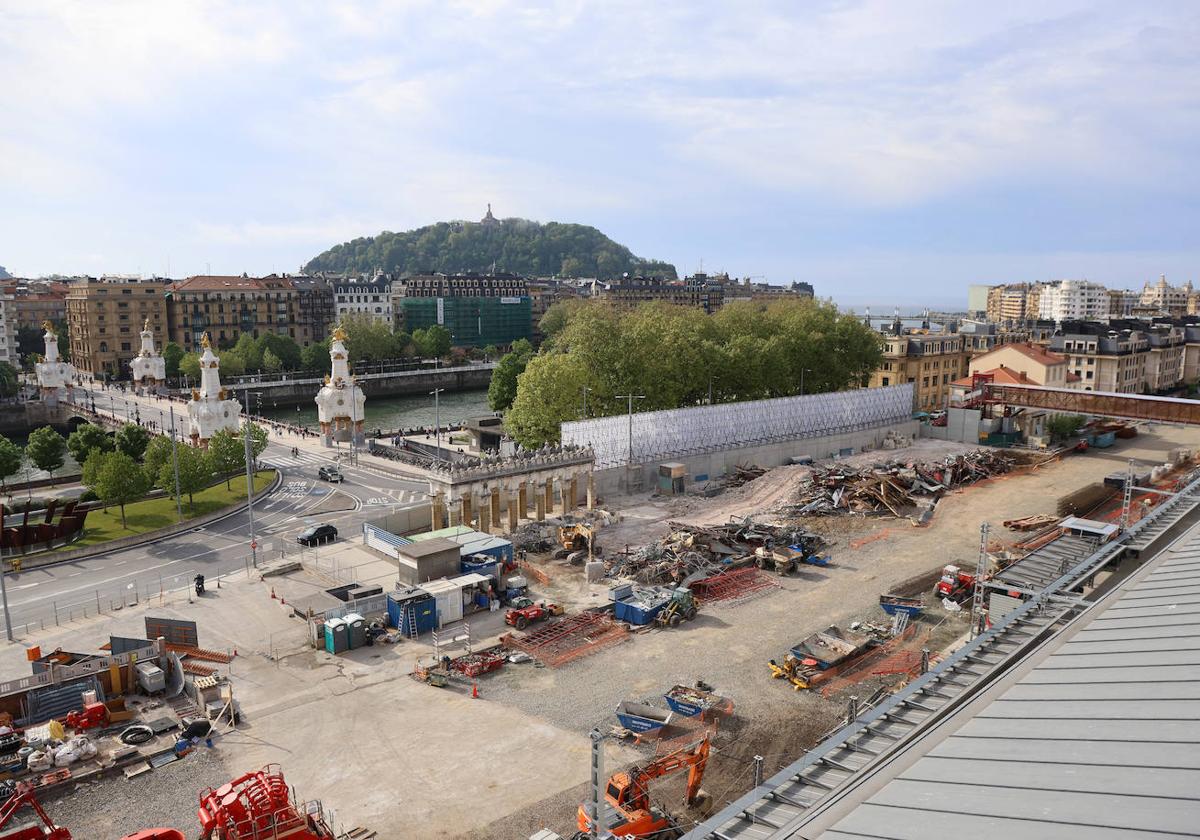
[297,523,338,546]
[317,465,344,483]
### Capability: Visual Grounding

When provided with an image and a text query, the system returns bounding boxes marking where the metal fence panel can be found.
[145,617,199,647]
[561,384,915,468]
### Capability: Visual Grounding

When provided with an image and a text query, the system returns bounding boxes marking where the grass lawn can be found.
[66,470,277,548]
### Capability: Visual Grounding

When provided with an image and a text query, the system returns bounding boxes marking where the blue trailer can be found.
[615,700,673,733]
[664,685,734,719]
[879,594,924,619]
[612,588,673,625]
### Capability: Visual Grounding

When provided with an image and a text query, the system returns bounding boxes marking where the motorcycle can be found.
[194,574,206,596]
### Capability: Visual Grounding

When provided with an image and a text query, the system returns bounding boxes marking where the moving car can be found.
[297,523,338,546]
[317,465,344,483]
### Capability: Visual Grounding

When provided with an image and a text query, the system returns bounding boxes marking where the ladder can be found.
[403,604,419,640]
[890,610,909,637]
[970,522,989,639]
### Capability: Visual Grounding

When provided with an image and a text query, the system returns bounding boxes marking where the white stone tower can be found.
[130,318,167,391]
[315,325,366,447]
[186,333,241,446]
[34,321,76,406]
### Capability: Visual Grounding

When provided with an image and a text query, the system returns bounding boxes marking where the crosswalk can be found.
[264,450,427,505]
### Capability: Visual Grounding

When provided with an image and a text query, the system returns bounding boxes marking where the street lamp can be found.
[615,394,646,465]
[430,388,444,459]
[581,386,592,419]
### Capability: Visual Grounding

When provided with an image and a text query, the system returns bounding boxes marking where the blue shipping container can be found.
[387,592,437,636]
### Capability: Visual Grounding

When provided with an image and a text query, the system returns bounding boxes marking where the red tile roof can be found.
[951,365,1043,387]
[975,341,1068,368]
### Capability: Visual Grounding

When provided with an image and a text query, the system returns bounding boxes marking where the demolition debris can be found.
[784,450,1018,520]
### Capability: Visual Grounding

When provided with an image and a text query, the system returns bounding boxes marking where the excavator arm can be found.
[627,734,711,809]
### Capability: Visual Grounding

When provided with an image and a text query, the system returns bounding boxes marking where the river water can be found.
[259,388,493,432]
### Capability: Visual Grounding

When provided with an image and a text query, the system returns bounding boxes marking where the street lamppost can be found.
[168,406,183,523]
[430,388,444,460]
[581,386,592,419]
[615,393,645,465]
[240,386,259,567]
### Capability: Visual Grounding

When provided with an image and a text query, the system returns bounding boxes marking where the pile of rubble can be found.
[608,517,826,585]
[509,509,621,553]
[785,450,1016,519]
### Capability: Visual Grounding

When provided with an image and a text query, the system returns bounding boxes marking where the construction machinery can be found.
[197,764,337,839]
[0,784,71,840]
[934,564,977,602]
[576,734,712,838]
[556,524,599,561]
[653,588,699,628]
[768,653,815,690]
[505,597,564,630]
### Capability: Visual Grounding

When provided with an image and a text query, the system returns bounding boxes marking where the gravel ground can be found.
[43,746,233,837]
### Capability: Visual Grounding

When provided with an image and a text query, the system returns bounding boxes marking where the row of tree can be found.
[494,298,885,448]
[0,422,268,529]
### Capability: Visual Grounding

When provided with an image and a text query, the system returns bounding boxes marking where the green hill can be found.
[303,214,676,279]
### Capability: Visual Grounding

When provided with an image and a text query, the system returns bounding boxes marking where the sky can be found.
[2,1,1199,308]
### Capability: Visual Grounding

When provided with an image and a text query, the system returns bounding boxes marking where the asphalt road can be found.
[0,385,428,634]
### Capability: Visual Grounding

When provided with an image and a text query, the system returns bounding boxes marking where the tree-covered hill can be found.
[304,216,676,279]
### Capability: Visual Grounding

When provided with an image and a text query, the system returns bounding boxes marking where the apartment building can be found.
[1137,274,1191,317]
[527,278,582,344]
[1038,279,1109,321]
[333,275,392,325]
[1107,288,1138,318]
[951,342,1079,440]
[869,330,968,412]
[1049,323,1152,393]
[66,278,169,378]
[984,282,1046,324]
[957,321,1030,357]
[393,272,532,348]
[596,274,725,314]
[0,294,16,367]
[720,276,815,303]
[164,275,333,352]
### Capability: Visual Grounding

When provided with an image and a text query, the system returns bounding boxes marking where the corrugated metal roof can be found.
[814,524,1200,839]
[992,533,1097,590]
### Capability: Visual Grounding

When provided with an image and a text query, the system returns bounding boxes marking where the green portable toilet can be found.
[324,617,348,654]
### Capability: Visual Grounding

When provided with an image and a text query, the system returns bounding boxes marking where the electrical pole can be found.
[0,561,12,642]
[615,394,645,465]
[430,388,444,459]
[587,728,605,839]
[242,386,258,567]
[168,405,183,522]
[970,522,989,639]
[581,386,591,419]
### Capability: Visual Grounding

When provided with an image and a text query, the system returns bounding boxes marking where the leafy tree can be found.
[262,349,283,373]
[87,451,151,528]
[505,354,590,448]
[303,218,677,280]
[157,443,211,512]
[482,344,499,360]
[179,353,201,382]
[258,333,301,371]
[1047,414,1087,441]
[218,349,246,378]
[24,426,66,481]
[340,313,398,364]
[67,423,114,465]
[413,325,452,358]
[244,421,269,465]
[539,299,587,346]
[16,326,42,369]
[301,339,332,374]
[206,428,244,489]
[392,331,413,357]
[142,435,175,480]
[114,422,152,461]
[162,342,184,378]
[0,436,22,492]
[233,334,263,372]
[0,361,18,397]
[487,339,534,411]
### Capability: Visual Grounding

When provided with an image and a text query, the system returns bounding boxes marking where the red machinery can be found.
[504,597,563,630]
[198,764,335,840]
[64,703,108,732]
[576,735,712,838]
[934,564,976,602]
[0,784,71,840]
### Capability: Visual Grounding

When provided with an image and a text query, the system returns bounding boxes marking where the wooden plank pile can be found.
[1002,513,1060,531]
[789,450,1016,518]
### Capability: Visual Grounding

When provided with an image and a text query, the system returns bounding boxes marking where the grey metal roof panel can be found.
[1003,680,1200,701]
[902,755,1200,798]
[827,803,1180,840]
[1002,663,1200,684]
[1054,635,1200,653]
[929,735,1200,767]
[959,716,1200,742]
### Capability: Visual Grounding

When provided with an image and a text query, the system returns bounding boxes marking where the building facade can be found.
[1049,323,1153,393]
[596,274,725,314]
[0,294,15,367]
[869,328,969,412]
[720,276,815,303]
[958,321,1030,357]
[66,278,169,379]
[393,272,533,348]
[1137,274,1191,317]
[333,275,392,325]
[527,278,582,344]
[1038,279,1109,321]
[164,274,333,352]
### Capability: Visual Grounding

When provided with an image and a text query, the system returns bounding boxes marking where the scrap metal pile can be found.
[608,517,826,587]
[786,450,1017,519]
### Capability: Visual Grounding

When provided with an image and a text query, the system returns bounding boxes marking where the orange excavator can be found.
[576,734,712,839]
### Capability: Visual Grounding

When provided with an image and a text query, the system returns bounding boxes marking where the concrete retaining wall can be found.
[592,420,921,496]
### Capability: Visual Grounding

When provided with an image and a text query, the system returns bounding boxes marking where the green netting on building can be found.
[398,296,532,348]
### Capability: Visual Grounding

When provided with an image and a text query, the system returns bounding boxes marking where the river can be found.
[258,388,493,432]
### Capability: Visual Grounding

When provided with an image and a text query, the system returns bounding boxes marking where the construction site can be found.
[3,382,1200,839]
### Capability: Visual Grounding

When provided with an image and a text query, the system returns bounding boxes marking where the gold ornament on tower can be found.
[200,332,211,348]
[332,324,348,343]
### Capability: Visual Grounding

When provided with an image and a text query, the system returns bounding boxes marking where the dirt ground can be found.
[10,426,1199,840]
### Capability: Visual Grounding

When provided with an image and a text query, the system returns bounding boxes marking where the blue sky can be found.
[2,1,1198,308]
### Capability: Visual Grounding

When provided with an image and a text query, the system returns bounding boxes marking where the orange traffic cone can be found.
[270,588,276,600]
[472,682,479,699]
[280,596,286,605]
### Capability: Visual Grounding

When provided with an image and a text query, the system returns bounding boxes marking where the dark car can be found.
[297,524,338,546]
[317,465,344,483]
